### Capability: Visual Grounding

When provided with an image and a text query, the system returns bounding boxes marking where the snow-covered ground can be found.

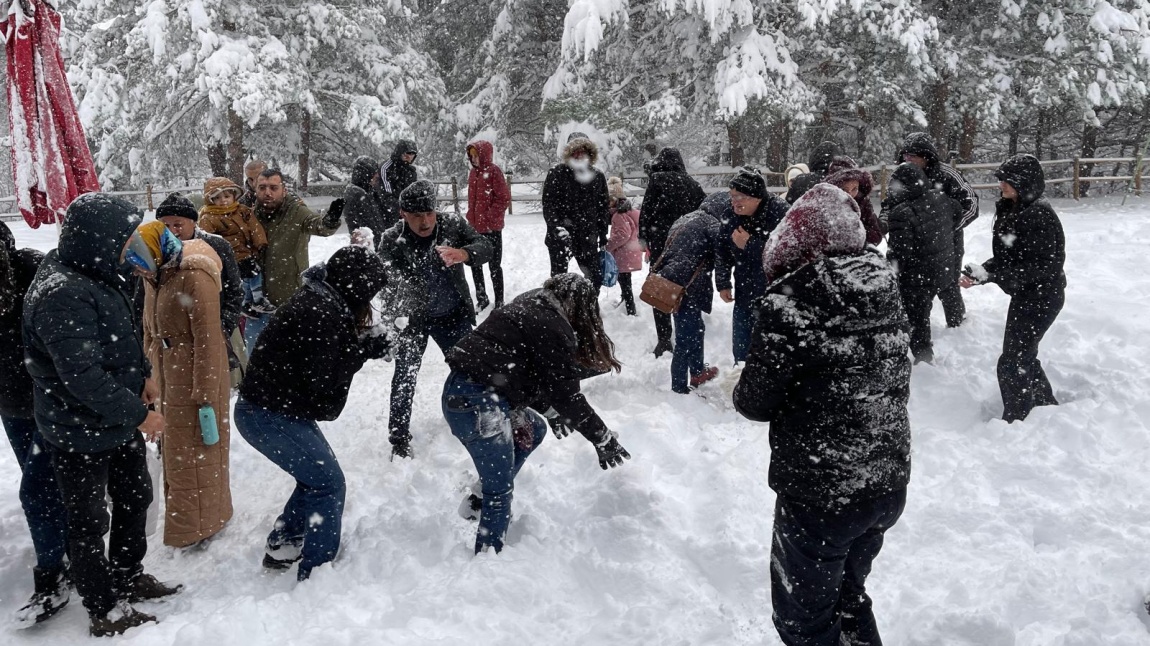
[3,196,1150,645]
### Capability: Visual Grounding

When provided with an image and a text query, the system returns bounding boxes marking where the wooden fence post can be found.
[451,177,460,215]
[1072,157,1081,200]
[879,165,888,202]
[1135,155,1143,196]
[506,171,513,215]
[146,184,153,211]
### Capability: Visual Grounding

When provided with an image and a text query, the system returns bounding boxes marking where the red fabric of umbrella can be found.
[3,0,99,229]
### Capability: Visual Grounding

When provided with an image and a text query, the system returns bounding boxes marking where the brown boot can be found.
[89,601,156,637]
[116,572,183,603]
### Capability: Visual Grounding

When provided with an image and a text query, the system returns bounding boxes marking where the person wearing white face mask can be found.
[541,134,611,289]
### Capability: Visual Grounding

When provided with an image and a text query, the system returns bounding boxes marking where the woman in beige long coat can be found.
[129,221,233,547]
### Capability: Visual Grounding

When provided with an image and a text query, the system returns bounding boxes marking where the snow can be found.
[3,196,1150,644]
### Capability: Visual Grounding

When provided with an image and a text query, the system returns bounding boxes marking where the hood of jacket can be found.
[351,156,379,191]
[823,166,875,198]
[562,138,599,166]
[995,154,1045,206]
[898,132,940,165]
[808,141,843,175]
[392,139,419,163]
[764,184,865,283]
[203,177,243,203]
[699,191,732,221]
[650,147,686,174]
[467,140,495,170]
[175,238,223,292]
[325,245,387,308]
[57,193,143,286]
[886,163,928,205]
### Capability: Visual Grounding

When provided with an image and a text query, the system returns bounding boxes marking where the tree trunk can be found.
[766,120,789,175]
[1079,120,1099,197]
[226,108,245,184]
[727,121,745,168]
[959,113,977,162]
[1008,119,1021,157]
[1035,110,1047,160]
[207,143,227,178]
[927,81,950,146]
[298,110,311,191]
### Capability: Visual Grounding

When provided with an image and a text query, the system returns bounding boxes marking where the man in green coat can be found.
[244,168,342,350]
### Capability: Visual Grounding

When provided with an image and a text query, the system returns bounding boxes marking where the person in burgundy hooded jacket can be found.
[465,140,512,310]
[821,156,884,245]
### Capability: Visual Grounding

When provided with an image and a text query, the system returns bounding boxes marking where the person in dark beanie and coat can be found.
[735,183,911,646]
[443,274,630,553]
[379,140,420,228]
[343,156,388,246]
[884,162,959,364]
[715,167,789,364]
[541,135,611,287]
[237,246,391,580]
[961,154,1065,423]
[22,195,181,636]
[377,180,493,460]
[465,140,512,310]
[891,132,979,327]
[638,147,706,357]
[1,223,69,627]
[822,157,884,244]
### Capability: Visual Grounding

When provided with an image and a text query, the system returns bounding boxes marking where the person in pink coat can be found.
[607,177,642,315]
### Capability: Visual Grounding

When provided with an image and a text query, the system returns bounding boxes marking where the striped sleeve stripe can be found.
[941,164,980,227]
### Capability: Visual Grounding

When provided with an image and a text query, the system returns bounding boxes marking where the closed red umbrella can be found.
[3,0,99,229]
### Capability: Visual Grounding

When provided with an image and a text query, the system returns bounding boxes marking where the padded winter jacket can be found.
[254,193,339,306]
[654,193,727,314]
[466,140,512,234]
[607,205,643,273]
[23,194,150,453]
[0,246,44,419]
[894,132,979,229]
[714,193,788,302]
[980,155,1066,296]
[637,148,706,251]
[884,163,958,289]
[542,139,611,255]
[734,250,911,505]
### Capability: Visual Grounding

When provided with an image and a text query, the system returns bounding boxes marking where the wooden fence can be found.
[0,156,1143,222]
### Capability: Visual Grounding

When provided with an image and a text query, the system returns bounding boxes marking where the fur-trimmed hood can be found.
[562,138,599,166]
[176,238,223,292]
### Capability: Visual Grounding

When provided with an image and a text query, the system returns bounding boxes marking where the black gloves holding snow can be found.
[595,432,630,470]
[389,430,412,460]
[548,416,576,440]
[323,198,345,229]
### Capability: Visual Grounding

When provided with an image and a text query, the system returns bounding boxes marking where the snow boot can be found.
[89,601,156,637]
[458,493,483,521]
[689,365,719,388]
[115,572,182,603]
[653,339,674,358]
[14,565,70,628]
[263,542,304,571]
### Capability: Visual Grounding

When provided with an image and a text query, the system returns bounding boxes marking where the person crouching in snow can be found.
[234,246,391,580]
[606,177,642,316]
[960,154,1065,423]
[653,193,729,394]
[734,184,912,646]
[197,178,274,319]
[443,273,630,553]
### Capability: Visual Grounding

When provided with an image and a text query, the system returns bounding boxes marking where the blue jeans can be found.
[243,313,270,357]
[3,416,68,571]
[234,398,346,580]
[732,299,758,363]
[671,307,706,393]
[441,371,547,553]
[389,311,474,437]
[771,489,907,646]
[241,273,265,304]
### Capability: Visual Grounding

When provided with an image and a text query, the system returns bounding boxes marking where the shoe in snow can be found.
[475,295,491,312]
[251,297,277,315]
[458,493,483,521]
[653,339,674,358]
[89,601,155,637]
[263,542,303,571]
[14,566,70,628]
[689,365,719,388]
[116,572,182,603]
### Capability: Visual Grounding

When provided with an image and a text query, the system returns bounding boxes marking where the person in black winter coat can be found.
[22,194,179,636]
[379,140,419,228]
[714,168,789,363]
[444,273,630,553]
[541,136,611,288]
[653,193,727,393]
[343,156,389,245]
[376,180,494,460]
[638,147,707,355]
[961,154,1066,423]
[889,132,979,327]
[1,225,70,627]
[885,162,959,364]
[236,246,391,580]
[735,183,911,646]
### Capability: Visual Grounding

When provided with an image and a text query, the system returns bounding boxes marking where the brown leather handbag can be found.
[639,229,705,314]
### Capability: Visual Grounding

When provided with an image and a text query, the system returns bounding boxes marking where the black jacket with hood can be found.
[241,247,389,421]
[541,138,611,255]
[380,140,419,224]
[638,147,706,252]
[978,154,1067,296]
[892,132,979,229]
[714,193,789,302]
[344,155,391,243]
[22,194,150,453]
[0,225,44,420]
[654,192,727,314]
[885,163,958,289]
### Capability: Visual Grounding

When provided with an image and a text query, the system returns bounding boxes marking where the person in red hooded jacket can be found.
[465,140,512,310]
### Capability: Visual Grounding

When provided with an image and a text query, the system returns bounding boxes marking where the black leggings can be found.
[470,231,504,305]
[618,272,637,315]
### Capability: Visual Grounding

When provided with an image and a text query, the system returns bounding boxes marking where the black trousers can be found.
[470,231,504,306]
[771,489,907,646]
[618,272,637,315]
[647,239,673,345]
[998,289,1064,422]
[899,283,940,362]
[547,241,570,277]
[51,434,152,617]
[573,247,602,290]
[938,231,967,326]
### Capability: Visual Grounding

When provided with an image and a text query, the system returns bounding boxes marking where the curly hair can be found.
[543,273,621,373]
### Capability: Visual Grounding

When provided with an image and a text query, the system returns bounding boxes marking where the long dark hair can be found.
[544,274,622,373]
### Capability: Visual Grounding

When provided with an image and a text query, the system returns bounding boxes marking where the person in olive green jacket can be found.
[245,168,342,351]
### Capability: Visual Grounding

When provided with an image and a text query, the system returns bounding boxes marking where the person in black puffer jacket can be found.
[638,147,706,354]
[236,245,391,580]
[22,194,179,635]
[885,162,959,363]
[1,224,70,627]
[443,273,629,554]
[961,154,1066,423]
[343,156,388,245]
[541,136,611,287]
[734,183,911,646]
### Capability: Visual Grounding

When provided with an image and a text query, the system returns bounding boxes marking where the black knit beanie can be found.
[728,167,767,199]
[155,193,199,222]
[399,180,438,213]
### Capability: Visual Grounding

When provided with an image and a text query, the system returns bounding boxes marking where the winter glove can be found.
[594,431,630,470]
[323,198,345,229]
[389,430,413,460]
[198,405,219,446]
[542,408,575,440]
[510,408,536,452]
[962,262,989,285]
[359,323,395,361]
[599,233,609,249]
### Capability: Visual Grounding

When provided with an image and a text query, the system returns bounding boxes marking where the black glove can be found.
[543,408,575,439]
[389,430,412,460]
[323,197,345,229]
[599,233,609,249]
[595,432,630,470]
[360,333,392,361]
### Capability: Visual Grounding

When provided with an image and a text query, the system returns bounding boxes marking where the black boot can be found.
[115,572,182,603]
[653,339,674,358]
[14,564,70,628]
[89,601,156,637]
